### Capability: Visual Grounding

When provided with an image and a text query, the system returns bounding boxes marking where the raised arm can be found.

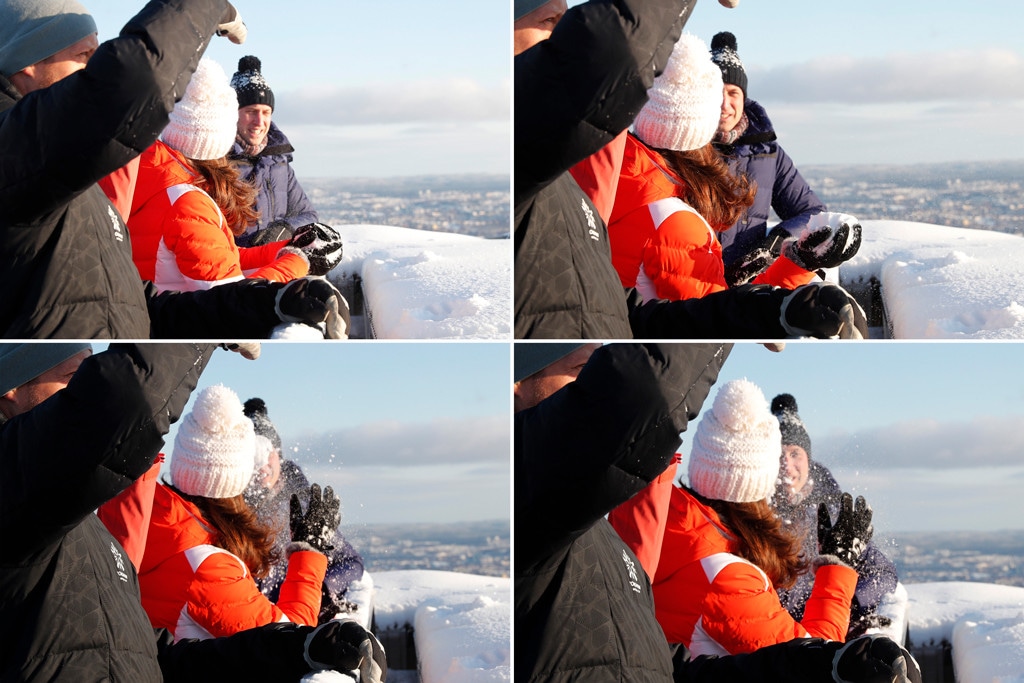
[516,343,729,567]
[0,0,230,221]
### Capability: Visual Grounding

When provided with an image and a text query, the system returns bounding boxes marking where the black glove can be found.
[818,493,873,566]
[249,220,294,247]
[833,634,922,683]
[724,225,789,287]
[304,619,387,683]
[216,2,247,44]
[724,247,773,287]
[290,484,341,554]
[218,342,261,360]
[780,281,868,339]
[274,277,350,339]
[290,223,344,276]
[784,213,862,271]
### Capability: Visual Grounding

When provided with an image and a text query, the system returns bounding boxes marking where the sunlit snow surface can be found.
[373,570,510,683]
[329,225,511,340]
[842,220,1024,339]
[905,582,1024,682]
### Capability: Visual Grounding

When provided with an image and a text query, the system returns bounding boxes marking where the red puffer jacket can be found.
[605,134,814,301]
[101,469,326,641]
[649,485,856,655]
[127,141,308,292]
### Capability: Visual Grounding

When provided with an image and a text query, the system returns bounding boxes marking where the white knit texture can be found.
[171,384,256,499]
[634,33,724,152]
[160,58,239,161]
[688,379,781,503]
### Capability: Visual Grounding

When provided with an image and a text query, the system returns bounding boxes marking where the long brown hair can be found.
[171,486,280,580]
[190,158,260,236]
[655,143,756,231]
[692,488,808,589]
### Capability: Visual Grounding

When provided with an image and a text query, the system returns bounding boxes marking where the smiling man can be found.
[228,55,319,247]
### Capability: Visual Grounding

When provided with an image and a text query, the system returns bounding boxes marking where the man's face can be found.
[237,104,273,147]
[513,344,600,412]
[780,443,810,499]
[9,33,99,95]
[719,84,745,135]
[263,448,282,490]
[513,0,568,56]
[0,349,92,419]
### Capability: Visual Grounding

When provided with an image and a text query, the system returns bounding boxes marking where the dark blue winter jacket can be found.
[715,99,826,268]
[230,122,318,247]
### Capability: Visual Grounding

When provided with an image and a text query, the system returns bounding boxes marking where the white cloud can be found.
[753,49,1024,104]
[815,415,1024,469]
[287,414,510,468]
[276,78,510,126]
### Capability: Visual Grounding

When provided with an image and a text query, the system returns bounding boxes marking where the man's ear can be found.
[0,389,18,421]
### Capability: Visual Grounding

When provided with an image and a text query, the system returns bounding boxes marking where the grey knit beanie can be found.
[0,343,91,395]
[0,0,96,77]
[514,0,551,21]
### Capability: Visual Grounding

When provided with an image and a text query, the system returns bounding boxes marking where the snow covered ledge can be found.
[904,582,1024,682]
[370,570,510,683]
[327,224,511,340]
[840,220,1024,339]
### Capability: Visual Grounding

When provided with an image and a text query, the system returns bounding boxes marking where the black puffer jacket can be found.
[516,343,731,683]
[0,0,229,338]
[0,343,214,681]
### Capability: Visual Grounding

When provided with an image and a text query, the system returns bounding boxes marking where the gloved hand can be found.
[832,634,922,683]
[218,342,261,360]
[818,493,873,566]
[275,277,350,339]
[725,247,773,287]
[216,2,247,44]
[289,223,344,276]
[780,281,868,339]
[249,220,294,247]
[290,484,341,554]
[303,619,387,683]
[783,212,862,272]
[724,225,789,286]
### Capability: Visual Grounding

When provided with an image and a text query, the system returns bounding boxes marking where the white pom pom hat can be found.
[171,384,256,499]
[633,33,724,153]
[160,58,239,161]
[688,378,781,503]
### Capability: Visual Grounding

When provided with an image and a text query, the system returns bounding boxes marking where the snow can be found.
[327,224,511,340]
[840,220,1024,339]
[904,582,1024,682]
[372,570,510,683]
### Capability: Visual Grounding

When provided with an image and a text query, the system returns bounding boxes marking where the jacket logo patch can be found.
[621,548,642,594]
[581,198,600,242]
[107,205,125,243]
[109,542,129,583]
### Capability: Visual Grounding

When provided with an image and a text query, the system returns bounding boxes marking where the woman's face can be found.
[780,444,810,499]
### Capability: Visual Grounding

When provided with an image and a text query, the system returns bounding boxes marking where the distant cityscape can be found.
[344,520,510,578]
[301,175,510,240]
[341,521,1022,588]
[885,530,1024,587]
[800,160,1024,236]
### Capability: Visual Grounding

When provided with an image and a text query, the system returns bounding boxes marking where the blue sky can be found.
[87,1,509,178]
[149,342,511,526]
[569,0,1024,166]
[676,342,1024,533]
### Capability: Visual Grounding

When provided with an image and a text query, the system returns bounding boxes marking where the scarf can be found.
[715,112,749,146]
[235,133,268,157]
